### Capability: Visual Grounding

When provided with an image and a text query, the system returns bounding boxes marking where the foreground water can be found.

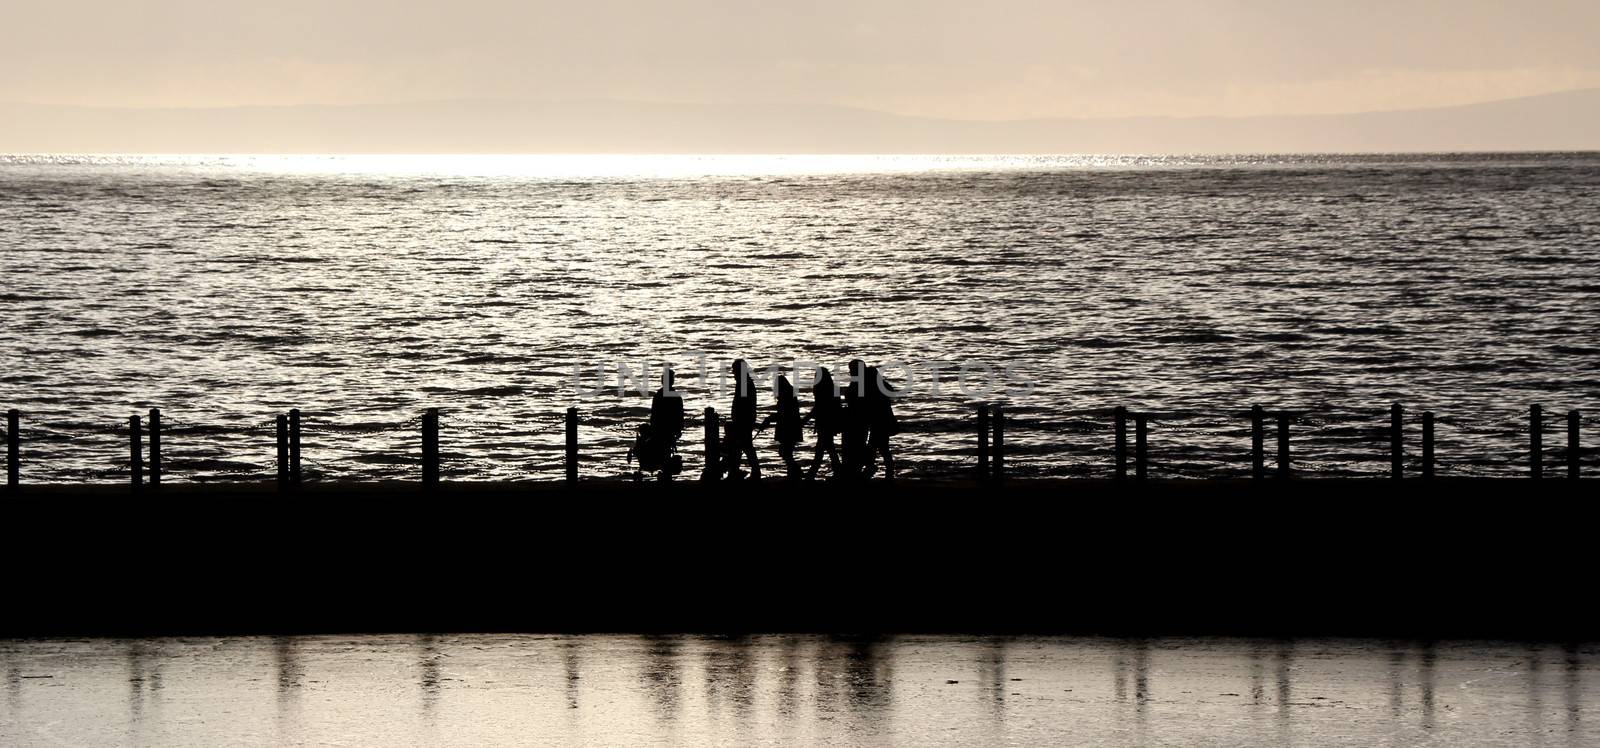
[2,153,1597,482]
[1,635,1593,746]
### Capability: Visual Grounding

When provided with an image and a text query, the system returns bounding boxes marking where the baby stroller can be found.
[627,423,683,481]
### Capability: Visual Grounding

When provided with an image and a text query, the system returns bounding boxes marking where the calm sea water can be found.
[1,635,1594,746]
[1,153,1597,482]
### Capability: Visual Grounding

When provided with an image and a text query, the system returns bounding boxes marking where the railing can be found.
[0,402,1589,490]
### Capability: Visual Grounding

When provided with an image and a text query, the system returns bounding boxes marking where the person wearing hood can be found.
[803,366,844,480]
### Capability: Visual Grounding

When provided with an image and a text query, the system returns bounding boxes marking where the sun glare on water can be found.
[204,154,1158,178]
[1,153,1354,177]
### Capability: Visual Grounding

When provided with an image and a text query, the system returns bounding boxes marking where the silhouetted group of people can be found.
[627,359,899,482]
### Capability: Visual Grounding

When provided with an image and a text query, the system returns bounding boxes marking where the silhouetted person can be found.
[804,367,844,480]
[758,374,804,481]
[840,359,872,480]
[863,365,899,480]
[652,369,685,446]
[725,359,761,480]
[629,368,684,481]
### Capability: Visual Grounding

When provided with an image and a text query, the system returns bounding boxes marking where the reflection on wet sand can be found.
[274,636,301,695]
[1566,643,1583,738]
[979,638,1006,717]
[562,636,580,711]
[1528,643,1545,742]
[1,635,1594,746]
[1111,639,1151,718]
[1134,640,1150,712]
[1250,641,1265,706]
[842,637,891,714]
[1113,646,1126,703]
[418,634,441,716]
[1111,637,1153,745]
[811,636,891,722]
[126,640,162,742]
[1274,639,1294,746]
[1388,644,1405,717]
[1276,640,1293,718]
[273,636,302,744]
[1523,642,1591,744]
[4,657,18,709]
[774,636,802,718]
[701,635,756,716]
[1418,641,1436,730]
[640,635,681,722]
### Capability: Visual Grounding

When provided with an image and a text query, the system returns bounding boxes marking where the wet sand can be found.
[2,634,1596,746]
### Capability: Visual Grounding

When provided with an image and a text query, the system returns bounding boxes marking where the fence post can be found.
[148,408,162,488]
[1530,404,1542,480]
[976,404,990,483]
[422,408,440,486]
[993,405,1006,484]
[289,408,302,486]
[1570,409,1581,481]
[564,407,578,486]
[276,414,289,489]
[129,415,143,491]
[1135,413,1148,480]
[1389,403,1402,480]
[1114,405,1128,480]
[1422,412,1435,479]
[5,409,18,491]
[1251,404,1265,480]
[1276,413,1290,479]
[702,407,719,482]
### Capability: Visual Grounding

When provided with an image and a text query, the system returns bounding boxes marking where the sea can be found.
[1,153,1597,482]
[1,634,1595,746]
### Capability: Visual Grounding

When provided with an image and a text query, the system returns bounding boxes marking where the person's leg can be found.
[781,443,800,480]
[881,442,895,480]
[810,434,837,480]
[744,440,761,479]
[724,432,747,480]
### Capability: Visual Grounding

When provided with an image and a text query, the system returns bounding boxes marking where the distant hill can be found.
[3,88,1599,154]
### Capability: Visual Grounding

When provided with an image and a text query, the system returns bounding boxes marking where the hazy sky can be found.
[4,0,1599,119]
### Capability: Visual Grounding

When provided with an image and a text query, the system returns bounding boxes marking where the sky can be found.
[3,0,1599,120]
